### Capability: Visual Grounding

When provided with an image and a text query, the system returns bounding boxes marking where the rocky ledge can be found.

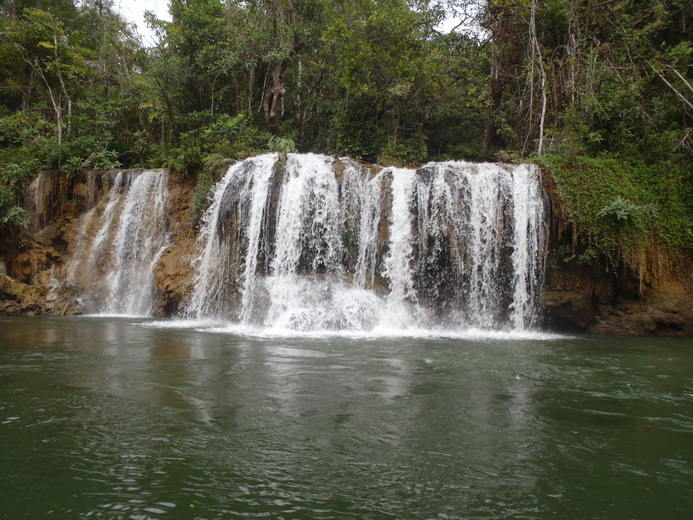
[1,166,691,337]
[544,262,692,337]
[0,273,51,316]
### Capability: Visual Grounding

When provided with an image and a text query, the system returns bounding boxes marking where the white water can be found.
[510,164,547,329]
[264,154,343,329]
[64,169,170,315]
[353,168,384,289]
[88,171,124,268]
[64,206,97,288]
[187,154,547,333]
[105,169,170,314]
[32,170,45,232]
[380,167,420,327]
[186,154,278,320]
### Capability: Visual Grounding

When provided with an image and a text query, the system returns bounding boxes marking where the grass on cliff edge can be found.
[538,153,693,266]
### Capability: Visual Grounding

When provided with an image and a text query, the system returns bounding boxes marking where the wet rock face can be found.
[152,172,198,317]
[0,233,83,316]
[153,238,196,317]
[544,262,693,337]
[588,279,693,336]
[544,272,596,331]
[2,163,692,337]
[13,242,62,285]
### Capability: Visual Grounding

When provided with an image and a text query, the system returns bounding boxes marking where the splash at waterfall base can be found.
[2,155,692,336]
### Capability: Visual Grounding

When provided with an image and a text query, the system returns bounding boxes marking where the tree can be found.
[480,0,524,156]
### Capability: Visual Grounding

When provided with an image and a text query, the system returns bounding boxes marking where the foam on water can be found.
[139,317,566,341]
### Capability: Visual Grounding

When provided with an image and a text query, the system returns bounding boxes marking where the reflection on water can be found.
[1,317,692,519]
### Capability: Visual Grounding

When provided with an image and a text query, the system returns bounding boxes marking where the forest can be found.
[1,0,691,266]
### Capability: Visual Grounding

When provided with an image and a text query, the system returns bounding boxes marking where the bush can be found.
[191,170,216,223]
[598,196,656,225]
[377,135,427,166]
[0,186,26,229]
[160,112,272,173]
[539,153,693,265]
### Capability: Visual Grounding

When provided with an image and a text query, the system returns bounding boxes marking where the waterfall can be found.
[64,169,170,315]
[187,154,278,320]
[88,171,124,267]
[380,167,421,327]
[509,164,546,329]
[32,171,45,232]
[104,169,170,315]
[187,154,547,332]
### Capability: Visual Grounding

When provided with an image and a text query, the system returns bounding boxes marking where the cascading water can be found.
[88,171,124,267]
[187,154,547,332]
[32,171,46,232]
[104,170,170,315]
[186,154,278,320]
[379,167,421,326]
[64,169,170,315]
[509,164,546,328]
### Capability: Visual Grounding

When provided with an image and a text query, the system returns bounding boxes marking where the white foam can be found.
[138,318,567,342]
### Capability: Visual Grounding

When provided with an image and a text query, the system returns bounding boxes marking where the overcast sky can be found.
[112,1,478,46]
[114,0,171,45]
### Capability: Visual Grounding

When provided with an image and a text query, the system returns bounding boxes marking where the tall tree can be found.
[481,0,524,156]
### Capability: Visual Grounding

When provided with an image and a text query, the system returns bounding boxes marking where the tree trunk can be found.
[482,1,523,157]
[530,0,547,156]
[263,58,290,136]
[23,65,33,113]
[263,40,305,136]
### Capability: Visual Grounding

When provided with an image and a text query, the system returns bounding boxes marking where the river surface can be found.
[1,316,692,519]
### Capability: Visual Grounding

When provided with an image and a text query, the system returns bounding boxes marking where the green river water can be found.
[1,316,692,519]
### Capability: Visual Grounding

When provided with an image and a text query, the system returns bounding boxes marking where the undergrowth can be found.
[538,153,692,270]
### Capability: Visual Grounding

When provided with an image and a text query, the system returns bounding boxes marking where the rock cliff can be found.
[1,163,690,336]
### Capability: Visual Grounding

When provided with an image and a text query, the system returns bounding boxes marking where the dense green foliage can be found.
[540,154,692,260]
[1,0,691,260]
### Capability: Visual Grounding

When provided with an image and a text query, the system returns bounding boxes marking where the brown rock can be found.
[151,170,198,316]
[153,241,196,316]
[544,260,693,336]
[0,275,50,316]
